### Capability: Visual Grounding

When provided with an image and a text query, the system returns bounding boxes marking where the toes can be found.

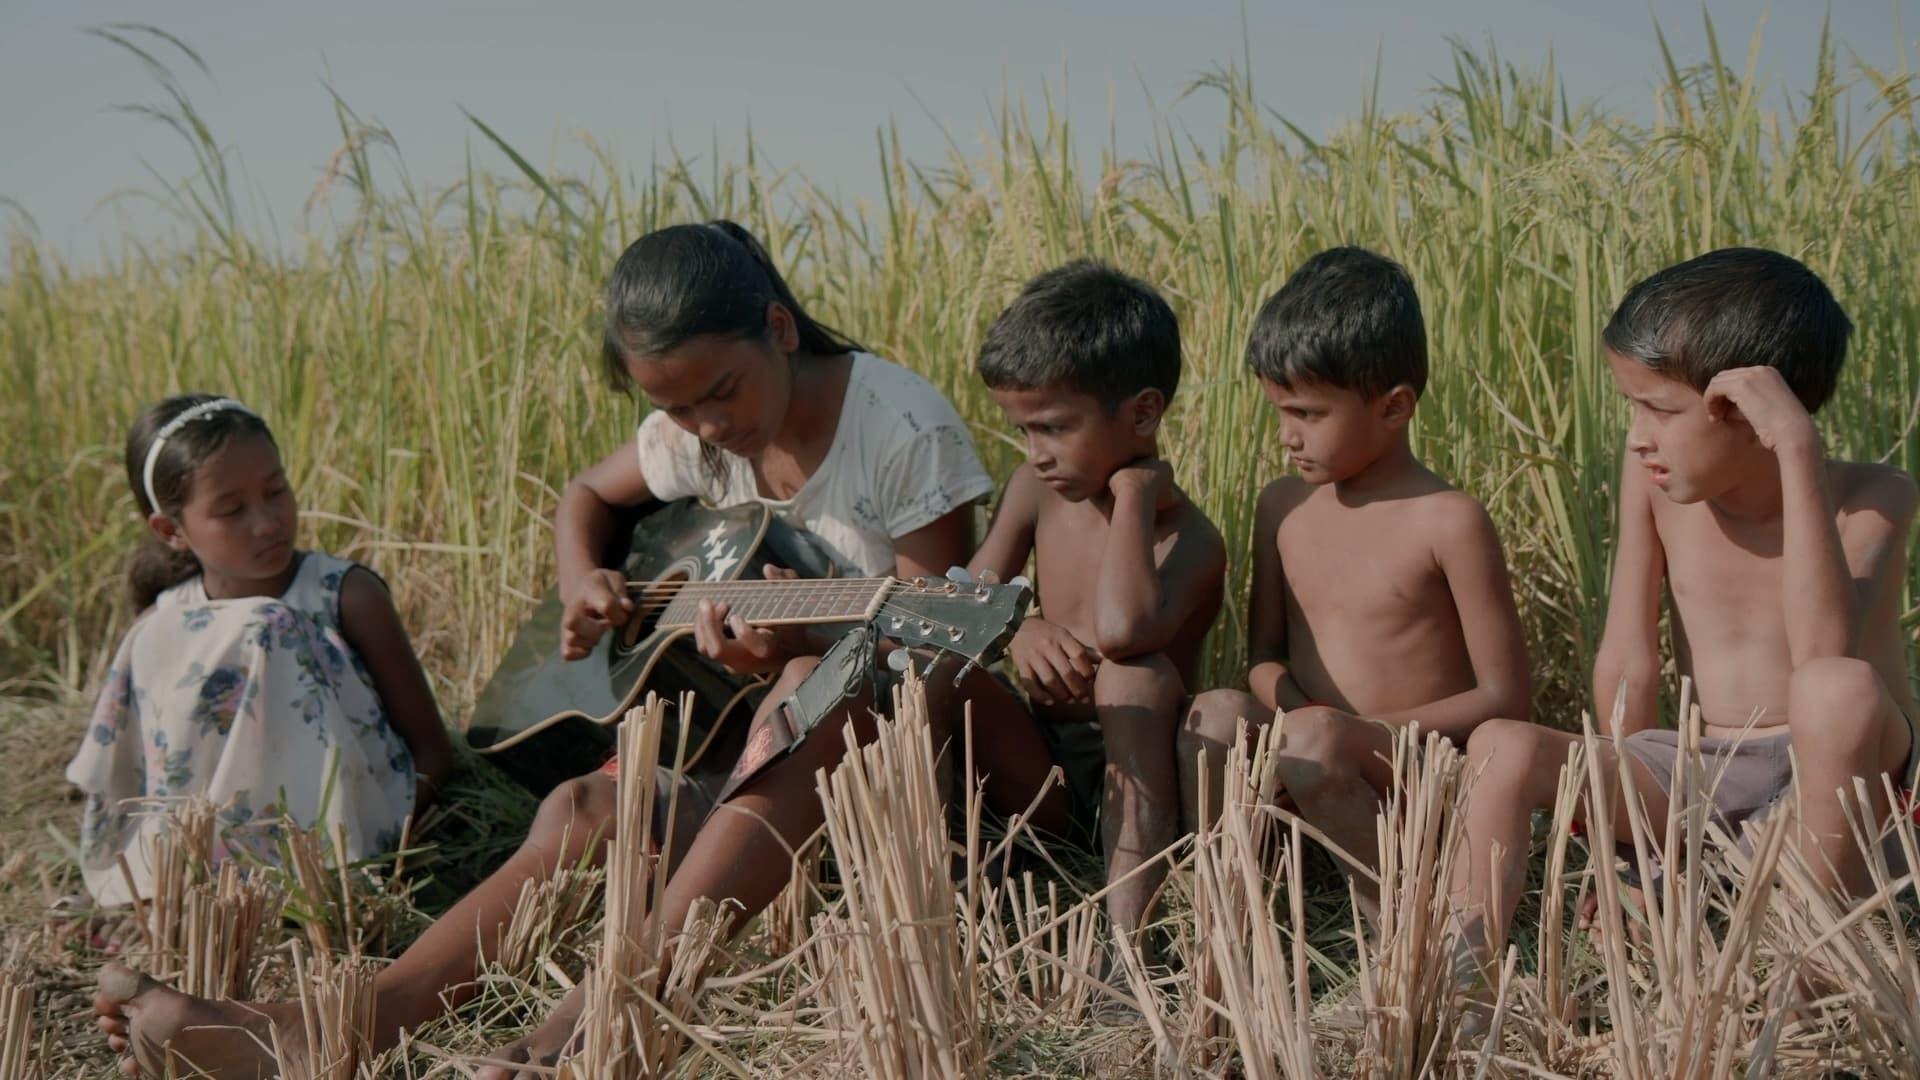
[108,1034,129,1053]
[97,962,151,1004]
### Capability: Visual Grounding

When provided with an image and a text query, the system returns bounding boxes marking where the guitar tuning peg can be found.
[886,649,912,674]
[1009,575,1032,591]
[944,566,974,583]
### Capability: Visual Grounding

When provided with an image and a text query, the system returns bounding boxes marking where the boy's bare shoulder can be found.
[1831,459,1919,522]
[1405,482,1503,555]
[1170,488,1228,564]
[1000,460,1056,514]
[1255,476,1315,519]
[1413,483,1495,523]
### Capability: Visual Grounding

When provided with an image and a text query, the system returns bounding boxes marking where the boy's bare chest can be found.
[1659,512,1783,638]
[1277,512,1448,623]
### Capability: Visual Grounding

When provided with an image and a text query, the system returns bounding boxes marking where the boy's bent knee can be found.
[1274,705,1347,760]
[1175,720,1214,764]
[1273,706,1368,792]
[1464,718,1549,777]
[1787,657,1884,719]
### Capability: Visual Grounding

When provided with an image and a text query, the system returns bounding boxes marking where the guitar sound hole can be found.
[614,569,691,655]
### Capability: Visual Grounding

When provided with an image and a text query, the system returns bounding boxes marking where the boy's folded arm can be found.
[1595,455,1665,735]
[1776,440,1858,662]
[1091,499,1226,660]
[1374,496,1532,742]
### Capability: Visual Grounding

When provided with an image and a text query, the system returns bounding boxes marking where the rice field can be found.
[2,18,1919,1078]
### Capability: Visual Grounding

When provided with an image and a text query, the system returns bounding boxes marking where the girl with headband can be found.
[66,393,454,907]
[91,223,1005,1078]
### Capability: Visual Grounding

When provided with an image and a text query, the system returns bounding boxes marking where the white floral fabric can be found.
[66,552,416,906]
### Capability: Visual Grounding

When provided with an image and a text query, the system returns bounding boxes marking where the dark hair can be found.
[600,219,862,394]
[1246,247,1428,400]
[975,260,1181,408]
[123,393,279,610]
[1603,247,1850,413]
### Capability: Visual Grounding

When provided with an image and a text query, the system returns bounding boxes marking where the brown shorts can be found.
[1028,692,1200,847]
[1034,714,1106,844]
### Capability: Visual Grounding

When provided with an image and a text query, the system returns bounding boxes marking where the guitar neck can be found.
[652,578,896,628]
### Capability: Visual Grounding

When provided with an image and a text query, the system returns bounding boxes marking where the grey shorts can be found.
[1614,725,1917,887]
[1618,727,1796,836]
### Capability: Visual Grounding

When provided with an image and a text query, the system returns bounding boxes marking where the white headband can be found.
[140,398,259,514]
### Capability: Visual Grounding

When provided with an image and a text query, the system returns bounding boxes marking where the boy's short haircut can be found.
[1246,246,1428,400]
[1603,247,1851,413]
[976,260,1181,408]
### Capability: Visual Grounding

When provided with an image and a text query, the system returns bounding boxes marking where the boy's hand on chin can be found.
[1108,457,1176,509]
[1704,367,1820,457]
[1010,618,1099,706]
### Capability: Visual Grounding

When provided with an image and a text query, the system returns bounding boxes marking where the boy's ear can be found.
[1378,384,1417,429]
[148,512,190,552]
[765,301,801,354]
[1125,388,1167,437]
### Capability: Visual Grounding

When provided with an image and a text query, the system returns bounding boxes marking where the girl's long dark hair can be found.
[599,219,863,392]
[123,393,278,611]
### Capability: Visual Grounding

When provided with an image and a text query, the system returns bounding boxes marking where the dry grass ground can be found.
[3,15,1919,1078]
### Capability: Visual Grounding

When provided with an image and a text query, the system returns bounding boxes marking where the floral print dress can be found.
[66,552,417,906]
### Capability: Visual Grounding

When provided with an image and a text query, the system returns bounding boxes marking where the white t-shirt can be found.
[635,352,995,576]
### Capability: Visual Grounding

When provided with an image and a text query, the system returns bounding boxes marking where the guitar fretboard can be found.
[652,578,894,628]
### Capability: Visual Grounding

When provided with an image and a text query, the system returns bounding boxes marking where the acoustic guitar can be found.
[466,498,1030,794]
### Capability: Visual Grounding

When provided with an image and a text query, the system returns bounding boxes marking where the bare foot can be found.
[94,962,301,1078]
[475,982,586,1080]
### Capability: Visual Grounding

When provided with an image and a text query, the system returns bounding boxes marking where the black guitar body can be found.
[465,499,834,795]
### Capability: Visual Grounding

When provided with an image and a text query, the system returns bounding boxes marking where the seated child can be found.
[1450,247,1918,967]
[1180,247,1532,908]
[960,259,1227,937]
[69,394,454,906]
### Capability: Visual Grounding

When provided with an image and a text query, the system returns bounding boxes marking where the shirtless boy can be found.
[1451,247,1918,965]
[1180,247,1532,903]
[961,260,1226,937]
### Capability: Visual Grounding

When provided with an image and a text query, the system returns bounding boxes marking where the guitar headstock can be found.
[876,571,1033,666]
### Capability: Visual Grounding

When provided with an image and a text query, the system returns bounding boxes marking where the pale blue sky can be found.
[2,1,1915,263]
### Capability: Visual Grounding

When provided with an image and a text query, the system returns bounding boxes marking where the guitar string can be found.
[622,578,891,594]
[629,576,990,618]
[628,582,896,618]
[610,575,1017,646]
[621,576,994,595]
[629,589,993,649]
[640,590,984,641]
[623,577,991,615]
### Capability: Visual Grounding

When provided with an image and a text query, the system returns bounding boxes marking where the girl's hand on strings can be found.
[561,568,633,660]
[693,564,800,675]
